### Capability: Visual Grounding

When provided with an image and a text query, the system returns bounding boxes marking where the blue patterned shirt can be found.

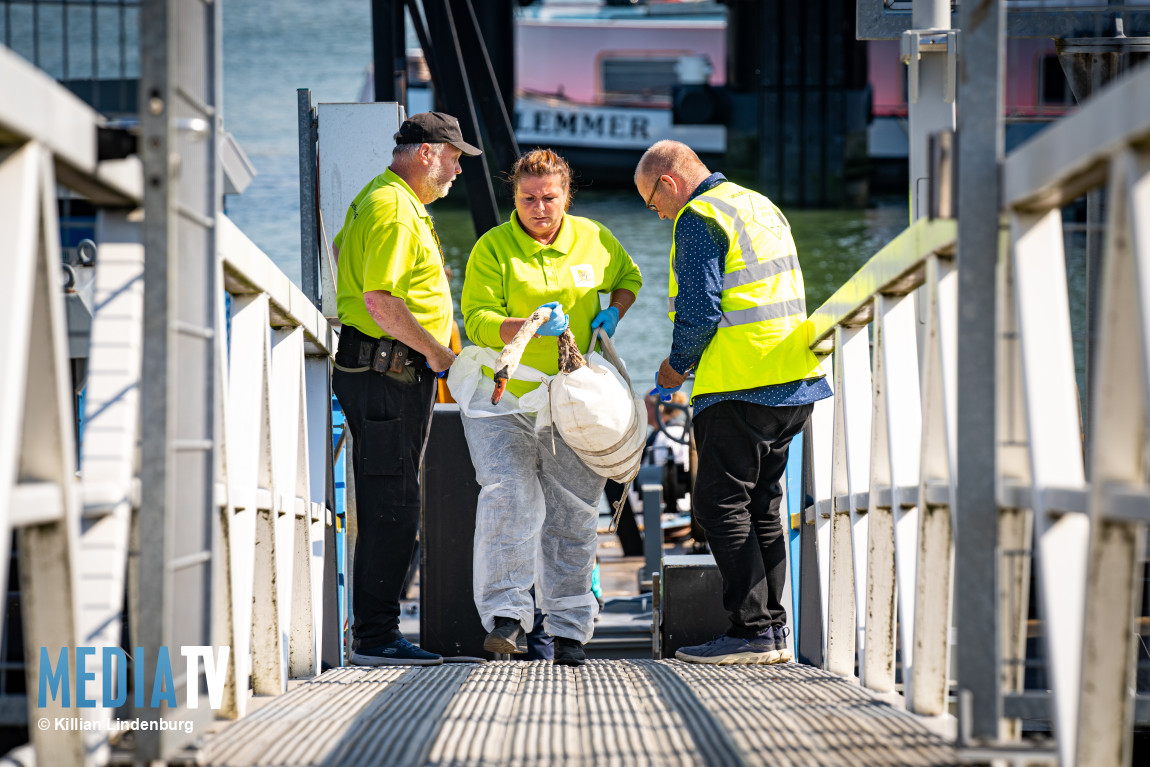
[669,173,832,415]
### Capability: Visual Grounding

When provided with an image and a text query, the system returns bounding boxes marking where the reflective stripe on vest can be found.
[668,253,803,313]
[718,297,806,328]
[668,182,823,398]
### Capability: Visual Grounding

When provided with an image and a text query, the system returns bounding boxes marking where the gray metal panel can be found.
[638,464,663,590]
[316,101,404,263]
[797,420,825,667]
[658,555,729,658]
[954,0,1006,745]
[420,405,486,658]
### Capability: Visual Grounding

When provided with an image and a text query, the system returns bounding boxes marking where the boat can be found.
[377,0,729,184]
[385,0,1076,192]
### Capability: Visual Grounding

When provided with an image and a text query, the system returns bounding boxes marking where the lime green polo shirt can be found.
[462,212,643,398]
[333,168,453,344]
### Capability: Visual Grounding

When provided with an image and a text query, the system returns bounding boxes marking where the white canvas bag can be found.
[549,329,646,483]
[447,328,645,483]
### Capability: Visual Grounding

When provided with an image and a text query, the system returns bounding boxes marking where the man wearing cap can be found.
[332,112,481,665]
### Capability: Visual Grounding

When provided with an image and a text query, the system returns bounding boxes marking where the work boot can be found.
[553,637,586,667]
[483,616,526,654]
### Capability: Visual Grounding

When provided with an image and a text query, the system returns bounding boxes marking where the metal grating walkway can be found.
[195,661,959,766]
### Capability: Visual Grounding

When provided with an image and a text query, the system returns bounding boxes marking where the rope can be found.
[546,377,557,455]
[608,477,634,534]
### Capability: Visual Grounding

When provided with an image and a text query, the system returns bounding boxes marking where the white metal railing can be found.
[803,57,1150,765]
[804,216,958,716]
[216,216,335,714]
[996,62,1150,767]
[0,41,334,766]
[1,43,144,766]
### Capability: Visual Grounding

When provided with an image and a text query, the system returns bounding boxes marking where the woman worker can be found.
[456,149,642,666]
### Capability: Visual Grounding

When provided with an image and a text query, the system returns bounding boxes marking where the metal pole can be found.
[298,88,319,305]
[471,0,515,118]
[138,0,220,757]
[908,0,956,223]
[639,464,663,591]
[421,0,500,236]
[453,0,520,174]
[954,0,1005,746]
[371,0,406,104]
[797,418,824,667]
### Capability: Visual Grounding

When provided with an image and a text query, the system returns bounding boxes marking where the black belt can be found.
[336,324,426,373]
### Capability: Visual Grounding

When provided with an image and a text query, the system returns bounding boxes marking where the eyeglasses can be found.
[644,177,662,212]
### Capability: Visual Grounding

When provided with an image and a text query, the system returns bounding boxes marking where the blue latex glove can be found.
[649,381,681,403]
[425,361,448,379]
[535,301,569,336]
[590,306,620,338]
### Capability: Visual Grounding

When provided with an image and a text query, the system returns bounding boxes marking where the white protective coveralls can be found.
[461,408,604,643]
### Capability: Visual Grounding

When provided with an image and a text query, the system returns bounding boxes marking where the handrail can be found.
[807,217,956,351]
[0,45,141,205]
[218,215,336,356]
[0,33,337,764]
[1003,58,1150,211]
[798,52,1150,767]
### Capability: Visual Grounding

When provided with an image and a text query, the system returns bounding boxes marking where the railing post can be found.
[307,356,339,670]
[639,465,664,591]
[827,325,871,677]
[2,143,86,766]
[1075,149,1150,767]
[954,0,1005,746]
[298,88,320,306]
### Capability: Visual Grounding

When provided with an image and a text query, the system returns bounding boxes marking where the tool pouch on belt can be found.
[366,337,411,374]
[369,338,395,373]
[341,325,416,375]
[389,342,409,373]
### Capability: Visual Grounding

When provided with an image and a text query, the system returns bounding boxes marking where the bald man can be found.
[635,140,831,665]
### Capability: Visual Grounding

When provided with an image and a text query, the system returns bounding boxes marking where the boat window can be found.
[600,57,679,107]
[1039,55,1073,106]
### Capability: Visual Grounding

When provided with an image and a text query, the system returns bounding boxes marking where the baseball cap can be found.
[394,112,482,157]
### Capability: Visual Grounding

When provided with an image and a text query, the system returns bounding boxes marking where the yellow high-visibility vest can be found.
[668,181,822,398]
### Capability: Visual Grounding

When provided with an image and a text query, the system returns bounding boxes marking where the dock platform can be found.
[194,661,957,766]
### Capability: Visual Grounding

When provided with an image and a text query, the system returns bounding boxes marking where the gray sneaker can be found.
[674,634,771,665]
[748,626,793,664]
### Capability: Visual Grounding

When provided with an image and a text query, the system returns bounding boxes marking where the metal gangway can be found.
[1,1,1149,765]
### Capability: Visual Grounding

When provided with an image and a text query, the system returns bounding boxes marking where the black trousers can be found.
[333,364,436,648]
[692,399,812,639]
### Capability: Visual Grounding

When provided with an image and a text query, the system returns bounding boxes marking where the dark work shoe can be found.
[675,634,769,665]
[553,637,586,667]
[351,638,442,666]
[749,626,793,664]
[483,616,527,654]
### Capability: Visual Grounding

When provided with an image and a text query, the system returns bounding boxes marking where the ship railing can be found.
[802,57,1150,764]
[0,41,334,766]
